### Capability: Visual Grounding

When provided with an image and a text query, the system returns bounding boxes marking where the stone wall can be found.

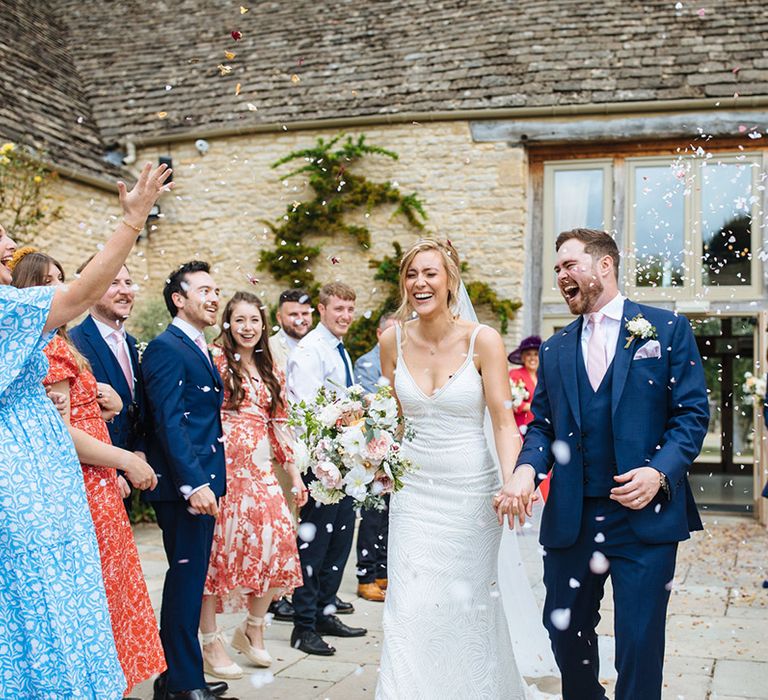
[18,121,528,345]
[135,121,528,341]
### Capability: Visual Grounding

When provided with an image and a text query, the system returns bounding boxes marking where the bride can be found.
[376,238,532,699]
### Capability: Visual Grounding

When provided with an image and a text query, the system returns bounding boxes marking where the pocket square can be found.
[633,340,661,360]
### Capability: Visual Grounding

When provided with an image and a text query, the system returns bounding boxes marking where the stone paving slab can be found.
[131,514,768,700]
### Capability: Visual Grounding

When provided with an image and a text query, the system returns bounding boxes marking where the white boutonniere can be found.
[136,341,148,362]
[624,314,657,349]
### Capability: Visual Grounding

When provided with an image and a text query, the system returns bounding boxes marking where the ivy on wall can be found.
[259,133,521,359]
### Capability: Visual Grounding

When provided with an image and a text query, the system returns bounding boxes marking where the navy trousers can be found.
[543,498,677,700]
[356,495,389,583]
[292,493,356,631]
[154,501,216,693]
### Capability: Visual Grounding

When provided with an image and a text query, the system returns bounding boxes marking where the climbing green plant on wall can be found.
[260,133,521,359]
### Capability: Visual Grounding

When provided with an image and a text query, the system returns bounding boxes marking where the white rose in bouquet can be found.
[367,393,399,431]
[318,402,343,428]
[293,439,311,474]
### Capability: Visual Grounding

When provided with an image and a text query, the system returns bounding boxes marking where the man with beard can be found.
[269,289,313,372]
[500,228,709,700]
[142,261,229,700]
[70,258,146,502]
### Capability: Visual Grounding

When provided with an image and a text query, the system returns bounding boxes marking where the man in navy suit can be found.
[141,261,228,700]
[501,229,709,700]
[70,260,145,500]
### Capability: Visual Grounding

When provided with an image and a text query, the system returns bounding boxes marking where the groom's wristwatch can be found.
[657,470,671,500]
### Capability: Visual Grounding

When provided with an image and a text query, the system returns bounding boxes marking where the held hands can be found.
[122,452,158,491]
[610,467,662,509]
[189,485,219,517]
[96,382,123,421]
[118,162,174,229]
[494,466,539,528]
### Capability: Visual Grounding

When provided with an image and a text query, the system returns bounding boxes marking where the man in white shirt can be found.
[287,282,367,655]
[269,288,313,372]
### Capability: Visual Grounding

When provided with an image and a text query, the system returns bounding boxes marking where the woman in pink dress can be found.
[508,335,549,500]
[200,291,308,679]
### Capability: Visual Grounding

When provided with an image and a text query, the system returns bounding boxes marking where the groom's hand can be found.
[495,466,538,528]
[610,467,662,509]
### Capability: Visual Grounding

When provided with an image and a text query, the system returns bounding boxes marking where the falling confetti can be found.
[290,73,301,84]
[231,30,243,40]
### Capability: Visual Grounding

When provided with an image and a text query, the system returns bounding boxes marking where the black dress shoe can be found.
[316,614,367,637]
[290,628,336,655]
[168,690,236,700]
[334,595,354,614]
[153,674,228,700]
[206,681,229,697]
[268,596,295,621]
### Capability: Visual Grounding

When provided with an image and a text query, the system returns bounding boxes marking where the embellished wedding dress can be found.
[376,324,528,699]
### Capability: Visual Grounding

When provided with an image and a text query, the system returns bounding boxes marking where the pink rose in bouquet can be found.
[314,461,342,489]
[364,432,394,466]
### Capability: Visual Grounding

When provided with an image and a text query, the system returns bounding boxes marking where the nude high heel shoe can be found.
[201,630,244,679]
[231,614,273,667]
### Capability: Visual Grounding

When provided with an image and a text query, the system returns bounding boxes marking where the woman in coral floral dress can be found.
[12,250,166,696]
[201,290,307,679]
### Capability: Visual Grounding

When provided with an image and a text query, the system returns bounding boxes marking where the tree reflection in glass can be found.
[701,162,753,286]
[633,165,685,287]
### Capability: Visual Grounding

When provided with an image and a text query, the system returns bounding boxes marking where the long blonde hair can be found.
[396,238,462,321]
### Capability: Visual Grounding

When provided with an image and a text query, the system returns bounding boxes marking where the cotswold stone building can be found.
[2,0,767,520]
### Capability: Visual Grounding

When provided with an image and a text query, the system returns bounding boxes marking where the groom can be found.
[503,228,709,700]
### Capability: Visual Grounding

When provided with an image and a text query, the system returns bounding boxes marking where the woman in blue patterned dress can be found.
[0,162,172,699]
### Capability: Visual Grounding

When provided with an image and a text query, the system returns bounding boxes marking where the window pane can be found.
[701,163,753,286]
[554,170,604,232]
[633,165,686,288]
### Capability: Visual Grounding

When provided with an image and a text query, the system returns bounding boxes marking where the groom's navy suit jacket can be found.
[140,324,226,502]
[518,299,709,549]
[70,314,145,452]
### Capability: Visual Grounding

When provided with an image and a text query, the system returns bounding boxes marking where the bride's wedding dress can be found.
[376,324,528,699]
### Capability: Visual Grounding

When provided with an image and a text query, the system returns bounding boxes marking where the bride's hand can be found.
[494,467,538,528]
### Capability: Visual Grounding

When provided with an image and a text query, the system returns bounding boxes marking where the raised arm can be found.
[44,162,172,333]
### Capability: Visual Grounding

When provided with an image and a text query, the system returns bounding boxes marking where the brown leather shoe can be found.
[357,582,386,602]
[375,578,388,591]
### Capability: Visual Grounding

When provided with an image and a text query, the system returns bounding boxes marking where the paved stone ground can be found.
[132,513,768,700]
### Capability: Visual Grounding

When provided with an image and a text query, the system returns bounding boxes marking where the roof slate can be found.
[3,0,768,180]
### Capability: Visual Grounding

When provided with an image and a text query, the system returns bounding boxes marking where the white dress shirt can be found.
[92,316,135,386]
[580,293,626,368]
[287,322,354,404]
[269,328,299,373]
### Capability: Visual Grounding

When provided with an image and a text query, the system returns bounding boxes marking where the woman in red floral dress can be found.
[12,249,166,696]
[200,291,307,679]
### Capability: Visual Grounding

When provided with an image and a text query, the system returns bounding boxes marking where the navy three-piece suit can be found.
[516,299,709,700]
[141,324,226,693]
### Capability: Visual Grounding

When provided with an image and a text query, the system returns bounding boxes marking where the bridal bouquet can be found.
[742,371,767,405]
[289,383,416,510]
[509,378,530,410]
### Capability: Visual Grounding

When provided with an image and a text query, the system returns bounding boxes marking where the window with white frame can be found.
[542,152,763,304]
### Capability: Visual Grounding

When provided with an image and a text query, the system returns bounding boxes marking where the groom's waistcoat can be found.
[576,348,617,497]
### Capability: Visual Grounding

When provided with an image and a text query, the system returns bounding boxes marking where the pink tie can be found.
[586,312,607,391]
[194,334,211,364]
[111,331,134,398]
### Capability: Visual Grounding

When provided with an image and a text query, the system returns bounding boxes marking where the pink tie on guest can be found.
[111,330,134,398]
[194,334,211,365]
[586,312,607,391]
